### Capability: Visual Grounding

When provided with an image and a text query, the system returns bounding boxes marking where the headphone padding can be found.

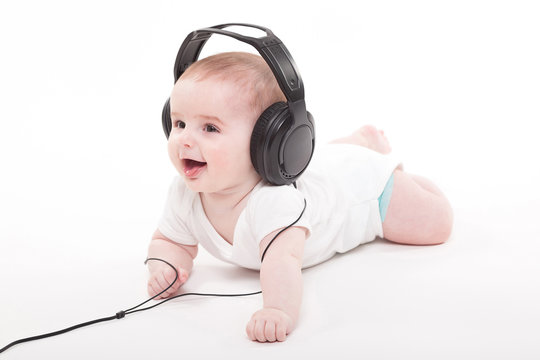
[250,102,289,177]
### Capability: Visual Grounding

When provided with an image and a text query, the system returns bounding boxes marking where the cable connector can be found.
[115,311,126,319]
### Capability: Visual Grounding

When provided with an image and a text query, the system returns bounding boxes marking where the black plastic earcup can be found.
[162,98,172,139]
[250,102,314,185]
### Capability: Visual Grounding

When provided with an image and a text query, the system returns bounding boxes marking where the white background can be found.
[1,0,539,359]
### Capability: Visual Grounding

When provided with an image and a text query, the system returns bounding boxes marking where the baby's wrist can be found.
[263,306,296,325]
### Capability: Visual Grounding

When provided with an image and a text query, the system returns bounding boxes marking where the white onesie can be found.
[158,144,401,270]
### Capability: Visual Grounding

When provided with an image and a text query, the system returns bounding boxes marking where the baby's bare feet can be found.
[354,125,392,154]
[330,125,392,154]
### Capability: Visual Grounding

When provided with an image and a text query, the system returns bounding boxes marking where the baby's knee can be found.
[422,196,454,245]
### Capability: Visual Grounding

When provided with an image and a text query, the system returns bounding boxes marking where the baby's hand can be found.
[246,308,294,342]
[147,263,189,299]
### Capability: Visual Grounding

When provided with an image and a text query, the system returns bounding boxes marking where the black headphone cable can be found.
[0,258,261,354]
[0,198,306,354]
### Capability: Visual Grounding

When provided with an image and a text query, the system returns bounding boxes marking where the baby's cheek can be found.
[208,149,228,167]
[167,142,182,172]
[208,139,253,175]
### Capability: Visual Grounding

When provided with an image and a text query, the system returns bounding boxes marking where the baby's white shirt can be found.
[158,144,401,270]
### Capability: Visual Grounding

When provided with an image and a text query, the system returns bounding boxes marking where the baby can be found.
[146,51,453,343]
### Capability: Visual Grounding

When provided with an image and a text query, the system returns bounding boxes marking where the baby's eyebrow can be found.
[171,112,224,124]
[195,114,224,126]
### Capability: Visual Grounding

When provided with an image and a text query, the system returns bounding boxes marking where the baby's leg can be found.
[330,125,391,154]
[382,170,453,245]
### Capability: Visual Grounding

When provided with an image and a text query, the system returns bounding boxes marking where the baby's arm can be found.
[146,229,198,299]
[246,226,307,342]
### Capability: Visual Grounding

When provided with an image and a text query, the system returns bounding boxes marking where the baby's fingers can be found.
[275,320,287,342]
[147,280,162,298]
[247,319,277,343]
[246,308,292,342]
[254,320,267,342]
[163,266,188,287]
[264,321,277,342]
[156,271,181,297]
[146,273,172,299]
[148,268,188,299]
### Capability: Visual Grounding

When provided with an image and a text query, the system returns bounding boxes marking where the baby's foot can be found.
[331,125,392,154]
[353,125,392,154]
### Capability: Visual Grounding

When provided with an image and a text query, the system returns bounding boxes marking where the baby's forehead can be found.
[182,68,256,91]
[172,76,258,122]
[175,75,254,102]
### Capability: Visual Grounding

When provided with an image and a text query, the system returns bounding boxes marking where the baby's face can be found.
[168,77,260,194]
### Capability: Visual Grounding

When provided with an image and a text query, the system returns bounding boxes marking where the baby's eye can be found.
[204,124,219,133]
[175,120,186,129]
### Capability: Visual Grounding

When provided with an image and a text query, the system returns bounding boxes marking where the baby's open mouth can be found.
[182,158,207,178]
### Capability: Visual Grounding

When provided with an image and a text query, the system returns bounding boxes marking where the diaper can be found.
[378,173,395,222]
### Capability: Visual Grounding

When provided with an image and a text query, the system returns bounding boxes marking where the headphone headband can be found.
[173,23,305,103]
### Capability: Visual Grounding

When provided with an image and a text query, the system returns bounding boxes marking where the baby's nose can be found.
[178,130,194,148]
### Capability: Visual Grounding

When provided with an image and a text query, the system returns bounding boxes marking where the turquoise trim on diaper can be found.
[378,173,395,222]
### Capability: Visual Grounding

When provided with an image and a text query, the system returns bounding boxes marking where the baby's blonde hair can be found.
[179,52,286,118]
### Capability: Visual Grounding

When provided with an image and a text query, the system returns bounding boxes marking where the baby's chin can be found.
[177,165,262,194]
[180,173,223,194]
[180,176,207,193]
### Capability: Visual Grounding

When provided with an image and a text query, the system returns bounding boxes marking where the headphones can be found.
[161,23,315,185]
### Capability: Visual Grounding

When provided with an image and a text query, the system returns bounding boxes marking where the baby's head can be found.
[167,52,286,194]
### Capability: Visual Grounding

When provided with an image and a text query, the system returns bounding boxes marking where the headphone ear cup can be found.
[162,98,172,139]
[250,102,289,182]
